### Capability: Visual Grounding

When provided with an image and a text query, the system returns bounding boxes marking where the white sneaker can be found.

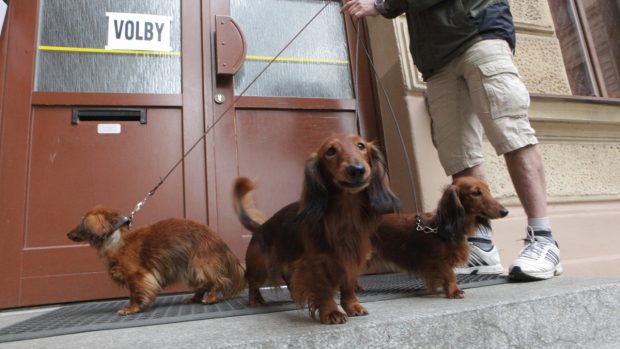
[455,242,503,275]
[509,228,563,281]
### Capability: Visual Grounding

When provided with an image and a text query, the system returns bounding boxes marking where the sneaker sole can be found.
[509,264,563,281]
[455,264,503,275]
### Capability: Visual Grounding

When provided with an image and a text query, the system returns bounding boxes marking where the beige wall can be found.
[366,1,620,276]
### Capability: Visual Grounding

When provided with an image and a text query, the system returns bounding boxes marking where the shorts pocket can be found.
[479,60,530,119]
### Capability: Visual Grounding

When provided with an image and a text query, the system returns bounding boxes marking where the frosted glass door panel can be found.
[35,0,181,94]
[231,0,353,99]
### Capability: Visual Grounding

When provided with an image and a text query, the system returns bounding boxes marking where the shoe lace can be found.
[519,227,545,260]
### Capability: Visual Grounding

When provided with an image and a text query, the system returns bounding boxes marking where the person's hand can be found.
[341,0,380,18]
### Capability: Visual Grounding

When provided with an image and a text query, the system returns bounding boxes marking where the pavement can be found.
[0,276,619,348]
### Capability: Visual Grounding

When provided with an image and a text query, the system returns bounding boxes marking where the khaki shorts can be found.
[426,39,538,176]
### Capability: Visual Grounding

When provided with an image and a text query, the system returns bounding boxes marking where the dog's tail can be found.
[232,177,265,234]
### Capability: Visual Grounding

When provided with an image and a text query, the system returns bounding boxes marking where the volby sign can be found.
[105,12,172,52]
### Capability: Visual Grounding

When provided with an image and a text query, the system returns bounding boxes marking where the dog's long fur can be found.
[234,134,400,324]
[67,206,246,314]
[371,176,508,298]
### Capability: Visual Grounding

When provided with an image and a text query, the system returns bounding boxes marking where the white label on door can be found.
[105,12,172,52]
[97,124,122,134]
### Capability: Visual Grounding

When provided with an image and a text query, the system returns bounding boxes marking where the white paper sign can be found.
[97,124,122,134]
[105,12,172,52]
[1,2,7,35]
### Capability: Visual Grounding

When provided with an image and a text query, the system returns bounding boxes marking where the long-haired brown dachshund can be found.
[371,176,508,298]
[234,133,400,324]
[67,206,246,315]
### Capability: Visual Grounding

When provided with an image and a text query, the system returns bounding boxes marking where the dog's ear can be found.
[365,143,401,214]
[75,211,113,246]
[437,185,465,242]
[298,154,328,224]
[83,212,113,237]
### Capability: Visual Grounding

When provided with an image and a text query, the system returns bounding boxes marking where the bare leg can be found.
[504,144,547,218]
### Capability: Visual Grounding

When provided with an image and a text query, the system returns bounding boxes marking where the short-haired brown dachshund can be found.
[67,206,246,315]
[371,176,508,298]
[233,133,400,324]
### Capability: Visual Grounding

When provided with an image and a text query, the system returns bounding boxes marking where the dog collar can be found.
[111,216,132,231]
[415,215,438,234]
[415,215,462,243]
[79,215,132,236]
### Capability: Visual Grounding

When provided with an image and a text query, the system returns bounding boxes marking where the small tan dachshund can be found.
[67,206,246,315]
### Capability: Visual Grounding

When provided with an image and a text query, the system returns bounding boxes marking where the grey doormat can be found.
[0,273,506,343]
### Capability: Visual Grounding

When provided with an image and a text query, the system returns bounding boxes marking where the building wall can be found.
[367,0,620,274]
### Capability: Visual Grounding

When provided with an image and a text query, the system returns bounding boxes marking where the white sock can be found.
[527,217,552,232]
[527,217,554,241]
[473,224,492,240]
[470,225,494,251]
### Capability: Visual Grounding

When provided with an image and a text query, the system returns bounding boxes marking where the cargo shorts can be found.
[426,39,538,176]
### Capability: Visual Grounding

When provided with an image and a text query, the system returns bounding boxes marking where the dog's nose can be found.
[347,164,366,180]
[500,208,509,217]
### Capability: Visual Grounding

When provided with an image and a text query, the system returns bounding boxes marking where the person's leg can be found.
[504,145,562,280]
[426,61,484,178]
[504,144,547,219]
[460,39,561,280]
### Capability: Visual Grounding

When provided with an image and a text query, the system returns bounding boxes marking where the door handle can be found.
[215,15,246,76]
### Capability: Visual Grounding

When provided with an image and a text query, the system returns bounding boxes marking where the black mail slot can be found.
[71,108,147,124]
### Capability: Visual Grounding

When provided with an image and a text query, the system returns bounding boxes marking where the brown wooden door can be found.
[0,0,207,308]
[207,0,382,258]
[0,0,382,309]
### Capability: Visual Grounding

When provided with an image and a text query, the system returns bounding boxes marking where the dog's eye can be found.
[472,189,482,197]
[325,146,337,156]
[357,142,366,151]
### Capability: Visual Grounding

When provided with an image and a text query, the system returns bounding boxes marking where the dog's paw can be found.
[201,297,219,305]
[184,295,203,304]
[447,289,465,299]
[320,310,348,324]
[117,306,140,315]
[344,303,368,317]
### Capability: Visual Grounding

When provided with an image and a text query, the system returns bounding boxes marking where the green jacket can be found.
[379,0,515,79]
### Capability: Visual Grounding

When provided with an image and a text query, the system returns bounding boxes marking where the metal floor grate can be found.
[0,273,507,343]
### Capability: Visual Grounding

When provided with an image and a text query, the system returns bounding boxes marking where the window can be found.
[231,0,353,99]
[35,0,181,94]
[548,0,620,98]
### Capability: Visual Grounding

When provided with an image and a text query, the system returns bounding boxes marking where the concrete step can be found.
[0,277,619,348]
